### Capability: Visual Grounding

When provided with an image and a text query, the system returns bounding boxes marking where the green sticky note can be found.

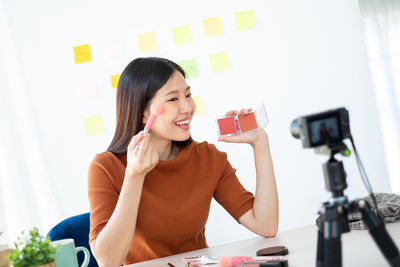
[178,59,199,78]
[209,52,231,73]
[172,25,193,46]
[84,116,104,136]
[235,10,256,30]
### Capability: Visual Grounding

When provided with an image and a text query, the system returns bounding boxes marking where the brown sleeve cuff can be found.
[231,195,255,223]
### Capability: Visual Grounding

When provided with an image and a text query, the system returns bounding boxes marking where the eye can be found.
[186,93,192,98]
[168,97,178,102]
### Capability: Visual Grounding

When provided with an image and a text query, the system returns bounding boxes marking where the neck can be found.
[150,136,178,161]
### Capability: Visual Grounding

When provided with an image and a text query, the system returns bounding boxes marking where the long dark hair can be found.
[107,57,193,154]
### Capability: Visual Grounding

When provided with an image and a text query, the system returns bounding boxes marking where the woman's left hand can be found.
[218,108,269,148]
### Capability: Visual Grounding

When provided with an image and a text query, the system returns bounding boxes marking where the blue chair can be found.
[47,212,98,267]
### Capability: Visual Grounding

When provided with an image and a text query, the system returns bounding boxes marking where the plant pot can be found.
[36,261,55,267]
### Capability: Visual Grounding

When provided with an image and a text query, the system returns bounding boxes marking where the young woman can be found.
[88,57,278,266]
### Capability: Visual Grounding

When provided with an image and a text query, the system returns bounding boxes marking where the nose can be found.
[179,97,194,114]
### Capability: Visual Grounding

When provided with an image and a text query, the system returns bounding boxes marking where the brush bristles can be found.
[150,102,164,116]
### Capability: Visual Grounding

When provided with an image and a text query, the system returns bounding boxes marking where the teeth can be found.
[176,119,190,126]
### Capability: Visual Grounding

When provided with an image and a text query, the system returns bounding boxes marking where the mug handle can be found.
[75,246,90,267]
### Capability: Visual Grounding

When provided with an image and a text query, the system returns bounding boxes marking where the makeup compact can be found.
[216,103,268,136]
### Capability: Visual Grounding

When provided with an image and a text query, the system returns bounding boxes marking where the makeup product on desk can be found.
[256,246,288,256]
[236,259,288,267]
[218,256,285,267]
[216,103,268,136]
[182,255,218,265]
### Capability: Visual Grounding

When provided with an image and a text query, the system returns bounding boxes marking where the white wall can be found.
[2,0,391,246]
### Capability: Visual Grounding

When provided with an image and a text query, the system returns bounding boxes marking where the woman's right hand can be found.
[126,131,159,178]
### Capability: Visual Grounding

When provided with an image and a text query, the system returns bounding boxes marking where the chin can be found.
[173,131,192,142]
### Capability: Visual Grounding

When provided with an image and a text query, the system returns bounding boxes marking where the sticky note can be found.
[203,16,224,37]
[193,95,205,115]
[137,32,158,51]
[111,74,121,88]
[104,39,124,58]
[209,52,231,73]
[79,81,99,100]
[73,44,92,64]
[172,25,193,46]
[235,10,256,30]
[84,116,104,136]
[178,59,199,79]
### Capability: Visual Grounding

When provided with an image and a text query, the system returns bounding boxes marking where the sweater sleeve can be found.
[87,154,120,244]
[213,149,255,223]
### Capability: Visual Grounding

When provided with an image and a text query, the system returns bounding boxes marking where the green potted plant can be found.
[5,227,58,267]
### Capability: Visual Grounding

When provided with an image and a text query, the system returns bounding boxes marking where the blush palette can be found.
[216,103,268,136]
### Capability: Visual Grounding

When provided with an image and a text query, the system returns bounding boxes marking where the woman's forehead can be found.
[155,71,188,97]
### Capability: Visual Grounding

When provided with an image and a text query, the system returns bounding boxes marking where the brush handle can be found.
[144,114,157,132]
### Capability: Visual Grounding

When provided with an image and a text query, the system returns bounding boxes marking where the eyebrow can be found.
[163,86,191,97]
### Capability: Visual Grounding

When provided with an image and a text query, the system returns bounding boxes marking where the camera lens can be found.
[290,119,301,139]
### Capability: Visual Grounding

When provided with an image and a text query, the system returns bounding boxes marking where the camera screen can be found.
[309,116,340,146]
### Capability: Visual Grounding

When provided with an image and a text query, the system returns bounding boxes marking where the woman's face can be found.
[143,70,196,142]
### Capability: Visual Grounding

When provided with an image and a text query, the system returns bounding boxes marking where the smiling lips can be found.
[175,118,191,129]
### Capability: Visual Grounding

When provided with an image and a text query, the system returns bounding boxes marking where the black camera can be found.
[290,107,350,148]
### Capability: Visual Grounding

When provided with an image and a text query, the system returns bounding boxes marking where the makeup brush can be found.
[134,102,164,153]
[218,256,285,267]
[143,102,164,134]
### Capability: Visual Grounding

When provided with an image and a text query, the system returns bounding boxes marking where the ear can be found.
[142,109,150,124]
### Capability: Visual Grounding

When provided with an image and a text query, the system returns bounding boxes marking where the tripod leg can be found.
[358,200,400,267]
[317,220,324,267]
[322,205,343,267]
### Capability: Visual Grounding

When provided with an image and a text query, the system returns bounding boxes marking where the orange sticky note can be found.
[137,32,158,51]
[203,16,224,37]
[193,95,205,115]
[73,44,92,64]
[111,74,121,88]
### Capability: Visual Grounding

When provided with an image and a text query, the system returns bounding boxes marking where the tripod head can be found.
[290,107,351,198]
[317,142,350,199]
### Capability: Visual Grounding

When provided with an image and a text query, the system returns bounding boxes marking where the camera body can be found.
[291,107,350,148]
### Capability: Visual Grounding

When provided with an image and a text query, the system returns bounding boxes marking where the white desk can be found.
[127,222,400,267]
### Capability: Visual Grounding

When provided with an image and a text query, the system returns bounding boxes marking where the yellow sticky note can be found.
[137,32,158,51]
[73,44,92,64]
[235,10,256,30]
[84,116,104,136]
[111,74,121,88]
[104,39,124,58]
[79,81,99,100]
[203,16,224,37]
[193,95,205,115]
[172,25,193,46]
[209,52,231,73]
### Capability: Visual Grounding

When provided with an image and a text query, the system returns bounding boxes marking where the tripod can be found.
[316,148,400,267]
